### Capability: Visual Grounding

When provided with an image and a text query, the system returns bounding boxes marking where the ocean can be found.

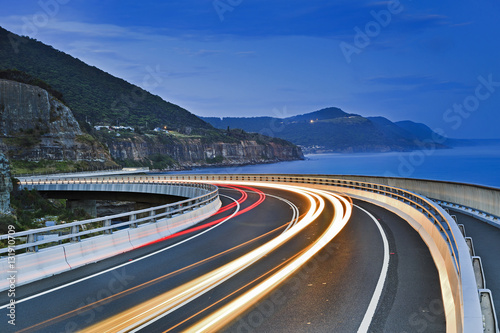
[166,144,500,189]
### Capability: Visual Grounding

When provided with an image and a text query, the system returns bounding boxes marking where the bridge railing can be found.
[0,179,218,254]
[14,166,149,178]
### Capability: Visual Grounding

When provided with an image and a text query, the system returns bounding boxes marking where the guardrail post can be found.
[104,220,112,234]
[129,214,137,228]
[149,210,156,223]
[26,234,38,252]
[71,225,80,242]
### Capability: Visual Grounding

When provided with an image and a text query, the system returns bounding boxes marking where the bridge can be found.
[0,174,498,332]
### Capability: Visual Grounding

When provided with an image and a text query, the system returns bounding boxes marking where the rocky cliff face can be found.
[0,79,113,163]
[0,153,12,214]
[0,79,80,136]
[106,135,303,169]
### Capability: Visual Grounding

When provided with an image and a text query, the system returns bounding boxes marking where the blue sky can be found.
[1,0,499,138]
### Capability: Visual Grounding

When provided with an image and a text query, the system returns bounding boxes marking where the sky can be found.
[1,0,499,139]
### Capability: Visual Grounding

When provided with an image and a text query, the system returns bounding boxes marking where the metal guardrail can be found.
[13,166,125,178]
[167,174,462,275]
[16,167,150,179]
[436,199,500,229]
[0,179,218,254]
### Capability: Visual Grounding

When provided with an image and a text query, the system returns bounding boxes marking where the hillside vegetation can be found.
[0,27,210,131]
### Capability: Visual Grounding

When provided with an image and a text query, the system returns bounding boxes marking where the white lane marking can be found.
[0,194,240,310]
[280,197,299,232]
[355,204,390,333]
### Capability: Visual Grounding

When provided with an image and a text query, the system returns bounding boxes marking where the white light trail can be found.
[81,182,352,333]
[188,188,352,332]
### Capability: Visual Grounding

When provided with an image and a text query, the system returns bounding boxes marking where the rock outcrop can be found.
[106,135,303,169]
[0,153,12,214]
[0,79,80,136]
[0,79,113,163]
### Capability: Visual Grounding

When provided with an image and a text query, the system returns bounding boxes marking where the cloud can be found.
[234,51,257,57]
[449,21,473,27]
[173,47,225,57]
[364,75,473,93]
[392,14,450,32]
[0,14,162,42]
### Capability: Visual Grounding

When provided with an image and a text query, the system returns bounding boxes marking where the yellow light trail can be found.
[163,247,308,333]
[187,188,352,332]
[81,182,351,333]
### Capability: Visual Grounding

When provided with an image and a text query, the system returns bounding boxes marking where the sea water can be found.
[167,144,500,189]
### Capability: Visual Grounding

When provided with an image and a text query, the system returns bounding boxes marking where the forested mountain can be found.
[204,107,448,153]
[0,26,209,131]
[394,120,446,142]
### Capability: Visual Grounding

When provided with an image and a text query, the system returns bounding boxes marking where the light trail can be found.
[80,183,319,333]
[133,184,264,249]
[221,185,301,234]
[81,182,352,333]
[187,188,352,332]
[162,248,309,333]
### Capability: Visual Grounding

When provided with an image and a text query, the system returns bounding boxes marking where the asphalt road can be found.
[223,199,445,333]
[0,185,445,332]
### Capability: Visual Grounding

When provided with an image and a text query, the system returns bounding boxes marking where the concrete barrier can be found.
[128,223,170,249]
[479,290,500,333]
[129,199,221,248]
[64,198,220,267]
[168,199,222,235]
[0,259,10,290]
[0,247,71,290]
[0,198,221,290]
[63,231,134,269]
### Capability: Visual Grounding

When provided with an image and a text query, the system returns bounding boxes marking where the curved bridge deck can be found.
[0,174,498,332]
